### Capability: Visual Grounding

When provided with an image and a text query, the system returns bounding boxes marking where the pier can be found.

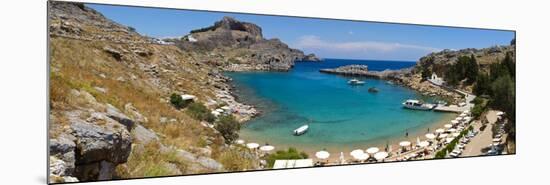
[433,89,476,113]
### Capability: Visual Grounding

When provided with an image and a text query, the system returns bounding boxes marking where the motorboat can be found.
[348,78,365,85]
[402,99,435,110]
[293,125,309,136]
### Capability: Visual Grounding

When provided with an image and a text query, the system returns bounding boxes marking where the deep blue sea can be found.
[226,59,454,153]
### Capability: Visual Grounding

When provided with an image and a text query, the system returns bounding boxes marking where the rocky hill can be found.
[49,2,261,183]
[167,16,320,71]
[416,45,515,77]
[412,44,515,91]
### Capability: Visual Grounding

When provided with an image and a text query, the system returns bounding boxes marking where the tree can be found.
[215,115,241,144]
[473,72,490,96]
[421,68,432,81]
[490,74,515,122]
[502,51,515,78]
[465,54,479,84]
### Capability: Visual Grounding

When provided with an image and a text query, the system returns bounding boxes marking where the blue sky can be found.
[88,4,515,61]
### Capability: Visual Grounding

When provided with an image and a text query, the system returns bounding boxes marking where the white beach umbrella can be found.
[350,149,365,157]
[492,138,501,142]
[463,110,470,114]
[246,143,259,149]
[355,153,369,161]
[315,151,330,160]
[496,111,505,116]
[438,133,449,139]
[464,116,473,122]
[374,152,389,161]
[451,120,460,125]
[399,141,412,147]
[452,132,460,137]
[236,139,245,145]
[448,128,458,133]
[418,141,430,147]
[454,117,463,121]
[460,113,467,117]
[445,137,455,143]
[366,147,380,154]
[444,124,453,129]
[435,128,445,134]
[425,133,436,140]
[259,145,275,152]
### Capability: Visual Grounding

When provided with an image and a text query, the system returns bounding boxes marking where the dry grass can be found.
[216,147,256,171]
[50,38,209,146]
[117,142,189,178]
[50,37,226,176]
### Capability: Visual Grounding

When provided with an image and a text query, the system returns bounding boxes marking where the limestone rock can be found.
[106,104,134,129]
[124,103,148,124]
[131,124,159,145]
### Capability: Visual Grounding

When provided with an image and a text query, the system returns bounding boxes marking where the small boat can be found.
[293,124,309,136]
[402,99,435,110]
[368,87,379,93]
[348,78,365,85]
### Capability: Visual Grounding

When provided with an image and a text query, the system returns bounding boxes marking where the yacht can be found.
[402,99,435,110]
[348,78,365,85]
[293,124,309,136]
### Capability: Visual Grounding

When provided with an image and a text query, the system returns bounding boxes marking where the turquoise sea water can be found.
[226,59,453,152]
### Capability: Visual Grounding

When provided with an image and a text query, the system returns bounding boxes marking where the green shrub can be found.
[434,126,472,159]
[186,102,216,123]
[215,115,240,144]
[169,93,188,109]
[265,148,309,168]
[471,97,488,119]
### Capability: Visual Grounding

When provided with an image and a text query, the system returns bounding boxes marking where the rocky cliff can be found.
[49,2,260,183]
[168,16,320,71]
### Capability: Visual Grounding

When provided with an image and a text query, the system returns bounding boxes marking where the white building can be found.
[428,73,445,86]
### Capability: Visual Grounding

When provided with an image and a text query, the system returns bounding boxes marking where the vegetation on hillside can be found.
[441,49,515,147]
[444,55,479,86]
[186,102,216,123]
[215,115,241,144]
[264,148,309,168]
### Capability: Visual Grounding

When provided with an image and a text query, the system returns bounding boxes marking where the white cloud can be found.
[295,35,441,53]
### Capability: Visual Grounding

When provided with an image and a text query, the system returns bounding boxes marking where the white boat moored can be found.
[348,78,365,85]
[402,99,435,110]
[293,124,309,136]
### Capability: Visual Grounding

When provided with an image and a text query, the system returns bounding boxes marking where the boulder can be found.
[103,46,122,61]
[50,134,77,175]
[124,103,148,124]
[106,104,134,130]
[70,118,132,164]
[65,110,132,181]
[131,124,159,145]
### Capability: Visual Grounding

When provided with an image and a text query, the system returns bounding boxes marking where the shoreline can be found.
[223,61,474,163]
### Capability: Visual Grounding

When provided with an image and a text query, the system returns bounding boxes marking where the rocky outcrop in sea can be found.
[320,65,411,79]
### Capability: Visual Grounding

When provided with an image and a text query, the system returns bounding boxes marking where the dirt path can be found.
[462,110,498,156]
